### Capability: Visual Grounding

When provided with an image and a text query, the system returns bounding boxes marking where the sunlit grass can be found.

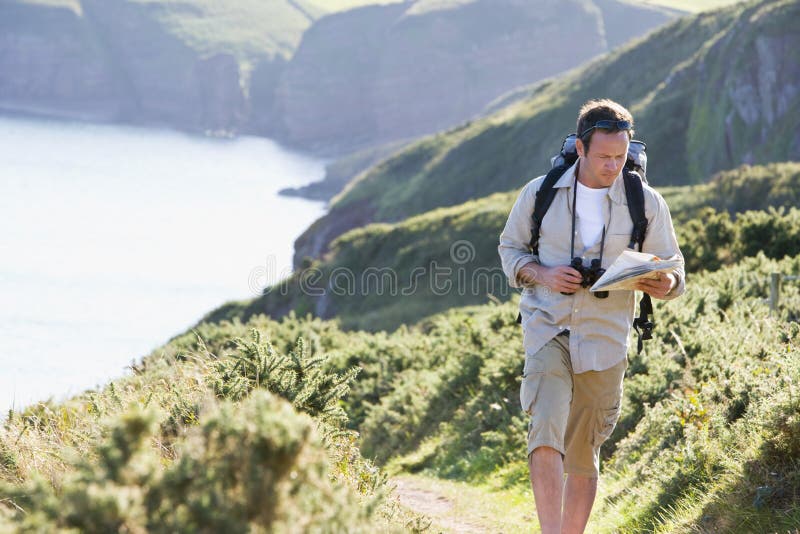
[635,0,747,12]
[302,0,404,11]
[16,0,80,15]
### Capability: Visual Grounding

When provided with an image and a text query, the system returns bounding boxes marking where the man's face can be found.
[575,130,630,188]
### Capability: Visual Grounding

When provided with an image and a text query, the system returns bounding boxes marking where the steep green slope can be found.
[294,0,800,265]
[214,161,800,332]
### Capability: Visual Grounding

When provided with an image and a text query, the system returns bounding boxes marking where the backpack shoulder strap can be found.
[517,164,569,325]
[529,164,569,254]
[622,168,655,353]
[622,168,647,250]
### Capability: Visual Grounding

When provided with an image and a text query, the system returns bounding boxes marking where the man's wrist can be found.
[517,261,540,286]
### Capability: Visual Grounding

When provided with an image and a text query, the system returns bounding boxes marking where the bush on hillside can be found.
[678,206,800,273]
[207,329,383,497]
[709,162,800,215]
[0,392,377,533]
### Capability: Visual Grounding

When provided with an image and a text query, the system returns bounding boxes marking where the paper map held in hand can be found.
[590,249,682,292]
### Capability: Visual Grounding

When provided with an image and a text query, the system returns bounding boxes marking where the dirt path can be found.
[391,477,491,533]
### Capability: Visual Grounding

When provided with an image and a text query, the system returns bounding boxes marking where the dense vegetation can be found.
[0,329,419,531]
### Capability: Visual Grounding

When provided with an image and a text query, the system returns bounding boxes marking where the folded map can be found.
[590,249,682,292]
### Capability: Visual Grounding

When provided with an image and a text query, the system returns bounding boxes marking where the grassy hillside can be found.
[295,0,800,265]
[4,247,797,531]
[215,162,800,332]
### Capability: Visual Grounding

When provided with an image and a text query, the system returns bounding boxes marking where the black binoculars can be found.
[561,257,609,298]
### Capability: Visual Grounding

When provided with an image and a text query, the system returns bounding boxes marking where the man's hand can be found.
[518,262,583,294]
[636,272,676,299]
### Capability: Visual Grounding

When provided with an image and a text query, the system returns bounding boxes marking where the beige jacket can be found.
[498,162,685,373]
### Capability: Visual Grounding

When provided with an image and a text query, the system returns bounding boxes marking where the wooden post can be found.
[769,272,781,313]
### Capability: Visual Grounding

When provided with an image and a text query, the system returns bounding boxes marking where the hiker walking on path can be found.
[498,98,685,533]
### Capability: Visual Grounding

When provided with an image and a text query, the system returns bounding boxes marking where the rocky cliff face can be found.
[82,0,246,132]
[0,3,118,120]
[272,0,675,155]
[0,0,245,133]
[646,0,800,180]
[720,32,800,167]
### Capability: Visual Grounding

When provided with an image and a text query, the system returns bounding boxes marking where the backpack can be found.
[516,133,654,354]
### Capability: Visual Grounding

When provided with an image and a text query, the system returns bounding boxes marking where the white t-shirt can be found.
[575,181,608,248]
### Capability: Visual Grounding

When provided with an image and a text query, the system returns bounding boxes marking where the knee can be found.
[530,445,562,460]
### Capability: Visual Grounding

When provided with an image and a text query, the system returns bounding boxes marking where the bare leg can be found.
[529,446,564,534]
[561,474,598,533]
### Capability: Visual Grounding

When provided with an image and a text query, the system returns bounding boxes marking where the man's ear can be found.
[575,137,586,158]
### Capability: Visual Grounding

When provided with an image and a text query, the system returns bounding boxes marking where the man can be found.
[498,99,685,533]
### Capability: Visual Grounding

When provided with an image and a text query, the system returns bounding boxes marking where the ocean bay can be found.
[0,116,326,412]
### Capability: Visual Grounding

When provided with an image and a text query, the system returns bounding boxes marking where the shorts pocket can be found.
[592,401,622,447]
[520,358,545,415]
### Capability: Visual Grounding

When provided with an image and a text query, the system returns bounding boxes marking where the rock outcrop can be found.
[0,2,117,120]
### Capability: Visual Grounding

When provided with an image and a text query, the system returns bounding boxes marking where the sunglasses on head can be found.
[579,120,631,139]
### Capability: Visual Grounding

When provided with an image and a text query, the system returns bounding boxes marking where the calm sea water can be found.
[0,116,326,413]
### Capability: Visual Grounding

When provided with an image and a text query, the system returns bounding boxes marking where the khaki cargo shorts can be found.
[519,333,626,478]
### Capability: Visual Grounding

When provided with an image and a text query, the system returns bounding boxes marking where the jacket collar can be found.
[554,160,625,205]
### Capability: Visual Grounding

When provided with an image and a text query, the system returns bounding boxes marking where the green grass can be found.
[148,0,313,61]
[404,0,478,16]
[391,473,534,533]
[303,0,403,11]
[18,0,81,14]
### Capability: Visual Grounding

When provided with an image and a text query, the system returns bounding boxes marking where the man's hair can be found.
[576,98,634,152]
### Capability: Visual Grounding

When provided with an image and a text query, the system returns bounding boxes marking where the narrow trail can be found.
[391,477,493,533]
